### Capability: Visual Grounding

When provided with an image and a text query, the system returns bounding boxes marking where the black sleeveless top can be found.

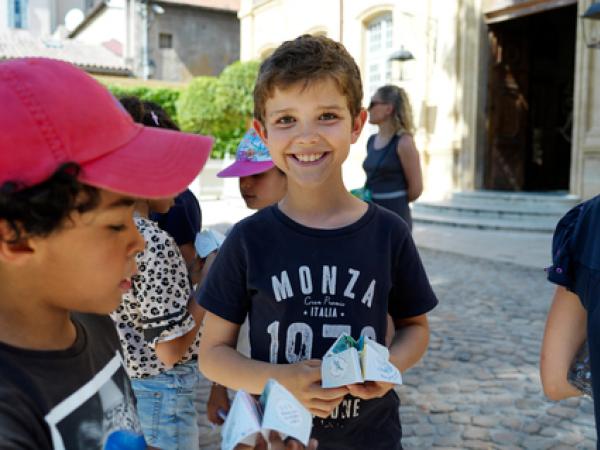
[362,134,407,194]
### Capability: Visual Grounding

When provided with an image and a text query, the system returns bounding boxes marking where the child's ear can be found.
[350,109,368,144]
[253,119,268,142]
[0,220,34,265]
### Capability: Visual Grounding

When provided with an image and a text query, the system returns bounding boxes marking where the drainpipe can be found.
[140,0,150,79]
[339,0,343,42]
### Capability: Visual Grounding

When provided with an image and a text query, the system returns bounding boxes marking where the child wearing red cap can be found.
[0,58,211,449]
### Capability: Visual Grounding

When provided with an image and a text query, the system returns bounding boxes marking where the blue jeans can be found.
[131,361,201,450]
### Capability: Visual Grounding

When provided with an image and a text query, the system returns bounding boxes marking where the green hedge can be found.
[105,60,260,159]
[105,85,181,124]
[178,60,260,159]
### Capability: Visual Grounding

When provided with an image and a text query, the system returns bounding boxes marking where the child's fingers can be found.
[294,383,346,415]
[346,381,393,400]
[309,384,348,400]
[310,406,334,418]
[207,408,224,425]
[307,438,319,450]
[298,361,324,382]
[306,396,345,417]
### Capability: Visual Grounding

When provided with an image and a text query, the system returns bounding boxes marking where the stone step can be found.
[411,190,580,232]
[412,211,559,233]
[412,201,566,221]
[452,190,580,207]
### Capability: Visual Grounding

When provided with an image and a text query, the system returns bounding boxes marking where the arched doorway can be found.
[484,1,576,191]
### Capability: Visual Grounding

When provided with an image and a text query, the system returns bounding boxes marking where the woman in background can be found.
[364,85,423,229]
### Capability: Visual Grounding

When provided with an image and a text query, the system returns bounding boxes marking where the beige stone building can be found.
[239,0,600,200]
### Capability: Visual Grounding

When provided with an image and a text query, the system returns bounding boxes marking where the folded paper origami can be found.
[221,379,312,450]
[321,333,403,388]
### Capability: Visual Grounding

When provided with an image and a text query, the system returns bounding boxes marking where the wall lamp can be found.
[582,1,600,49]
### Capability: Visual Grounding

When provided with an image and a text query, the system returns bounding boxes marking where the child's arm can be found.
[388,313,430,371]
[199,312,348,418]
[540,286,586,400]
[154,253,216,366]
[396,134,423,202]
[348,313,430,400]
[154,295,205,367]
[138,225,203,368]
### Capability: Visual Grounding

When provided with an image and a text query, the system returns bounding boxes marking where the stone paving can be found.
[194,247,596,449]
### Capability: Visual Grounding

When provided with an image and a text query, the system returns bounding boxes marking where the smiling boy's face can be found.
[27,189,145,314]
[256,77,366,190]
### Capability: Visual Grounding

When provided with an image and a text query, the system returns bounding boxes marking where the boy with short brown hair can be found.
[198,35,437,449]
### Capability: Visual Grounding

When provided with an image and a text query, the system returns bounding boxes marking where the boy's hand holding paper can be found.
[221,379,312,450]
[321,334,403,388]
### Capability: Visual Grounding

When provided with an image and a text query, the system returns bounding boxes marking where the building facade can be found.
[0,0,100,37]
[70,0,240,81]
[239,0,600,200]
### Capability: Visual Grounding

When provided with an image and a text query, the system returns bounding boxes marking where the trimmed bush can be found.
[214,60,261,128]
[177,76,221,135]
[104,60,261,159]
[105,85,181,124]
[178,60,260,159]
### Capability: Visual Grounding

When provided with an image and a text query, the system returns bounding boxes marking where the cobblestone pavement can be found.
[195,247,595,449]
[400,249,595,450]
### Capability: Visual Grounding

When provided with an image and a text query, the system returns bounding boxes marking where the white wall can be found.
[0,0,9,31]
[239,0,340,60]
[74,0,126,46]
[29,0,53,35]
[239,0,462,198]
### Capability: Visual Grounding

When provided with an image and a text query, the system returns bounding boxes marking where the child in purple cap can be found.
[0,58,211,449]
[199,128,286,427]
[218,127,287,210]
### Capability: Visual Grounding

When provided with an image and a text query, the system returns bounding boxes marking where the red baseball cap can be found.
[0,58,213,198]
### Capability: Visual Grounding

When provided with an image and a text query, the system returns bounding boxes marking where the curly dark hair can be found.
[253,34,363,125]
[0,163,100,243]
[119,96,179,131]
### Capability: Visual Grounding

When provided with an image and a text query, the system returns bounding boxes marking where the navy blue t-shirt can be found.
[547,195,600,446]
[150,189,201,246]
[199,203,438,449]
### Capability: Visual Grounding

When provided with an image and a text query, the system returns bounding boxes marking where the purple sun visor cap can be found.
[217,128,274,178]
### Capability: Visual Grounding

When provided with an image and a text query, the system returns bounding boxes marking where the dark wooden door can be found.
[485,22,530,191]
[524,6,575,191]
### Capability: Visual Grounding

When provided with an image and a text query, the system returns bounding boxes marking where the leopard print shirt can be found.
[111,217,200,379]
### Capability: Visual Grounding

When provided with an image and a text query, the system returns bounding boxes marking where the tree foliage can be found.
[178,60,260,158]
[105,84,181,124]
[105,60,260,159]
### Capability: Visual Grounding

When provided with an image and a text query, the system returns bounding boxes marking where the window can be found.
[365,13,393,99]
[159,33,173,49]
[8,0,27,29]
